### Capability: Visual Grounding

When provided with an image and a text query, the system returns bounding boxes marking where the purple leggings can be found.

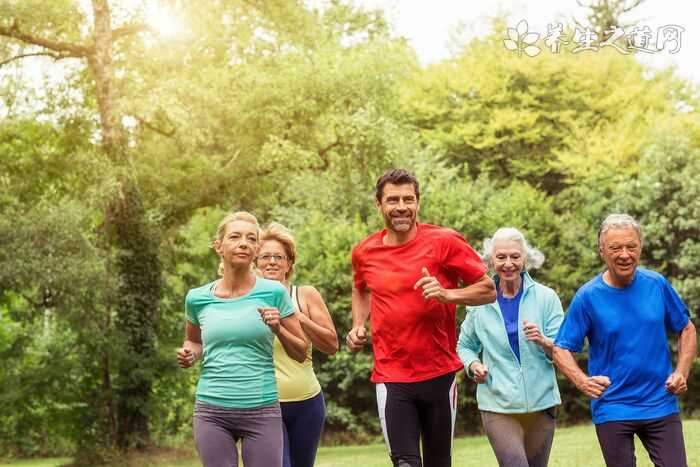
[193,401,283,467]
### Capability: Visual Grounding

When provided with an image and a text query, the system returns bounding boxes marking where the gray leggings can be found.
[193,401,283,467]
[480,408,556,467]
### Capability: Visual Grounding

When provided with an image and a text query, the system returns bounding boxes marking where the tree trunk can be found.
[108,179,161,450]
[90,0,161,451]
[90,0,120,157]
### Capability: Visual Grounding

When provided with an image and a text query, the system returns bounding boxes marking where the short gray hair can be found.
[597,213,642,248]
[482,227,545,270]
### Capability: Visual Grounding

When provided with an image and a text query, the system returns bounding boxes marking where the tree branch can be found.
[134,115,176,138]
[111,23,150,41]
[0,20,93,56]
[19,291,43,310]
[622,0,644,14]
[222,149,241,169]
[0,17,150,59]
[0,51,79,67]
[318,136,341,170]
[319,138,341,159]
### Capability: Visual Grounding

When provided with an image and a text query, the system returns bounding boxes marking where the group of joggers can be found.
[177,168,697,467]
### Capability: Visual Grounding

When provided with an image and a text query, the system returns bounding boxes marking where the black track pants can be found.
[375,371,457,467]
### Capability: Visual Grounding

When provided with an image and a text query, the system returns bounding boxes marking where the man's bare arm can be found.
[347,285,370,352]
[676,320,697,378]
[415,272,496,306]
[553,346,611,399]
[666,320,697,394]
[446,274,496,306]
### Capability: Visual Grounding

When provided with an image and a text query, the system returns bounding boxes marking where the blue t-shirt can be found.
[497,284,524,363]
[555,268,689,424]
[186,277,295,409]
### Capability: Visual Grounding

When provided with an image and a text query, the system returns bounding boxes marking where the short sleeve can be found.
[442,231,487,285]
[554,291,590,353]
[543,289,565,340]
[351,246,366,292]
[185,290,200,326]
[661,277,690,334]
[277,287,295,319]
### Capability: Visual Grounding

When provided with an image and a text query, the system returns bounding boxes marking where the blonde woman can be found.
[257,222,338,467]
[177,212,308,467]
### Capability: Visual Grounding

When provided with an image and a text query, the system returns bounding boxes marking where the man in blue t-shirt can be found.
[554,213,697,467]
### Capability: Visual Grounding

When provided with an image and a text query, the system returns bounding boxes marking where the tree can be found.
[1,0,161,451]
[118,0,414,224]
[400,24,691,195]
[576,0,645,41]
[624,127,700,313]
[0,200,107,457]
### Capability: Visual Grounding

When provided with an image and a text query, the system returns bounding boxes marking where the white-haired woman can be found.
[177,211,308,467]
[457,227,564,467]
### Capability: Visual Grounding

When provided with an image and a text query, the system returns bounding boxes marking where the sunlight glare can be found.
[145,3,185,38]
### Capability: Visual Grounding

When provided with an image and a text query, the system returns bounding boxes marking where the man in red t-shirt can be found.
[347,168,496,467]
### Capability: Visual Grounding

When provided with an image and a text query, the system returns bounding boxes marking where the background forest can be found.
[1,0,699,463]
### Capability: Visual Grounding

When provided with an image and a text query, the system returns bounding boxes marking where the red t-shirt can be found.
[352,223,487,383]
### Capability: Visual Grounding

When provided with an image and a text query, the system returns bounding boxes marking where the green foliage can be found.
[0,0,85,43]
[0,319,80,457]
[0,119,98,209]
[0,200,106,456]
[0,199,103,320]
[107,180,163,450]
[624,130,700,312]
[401,28,690,194]
[122,20,415,221]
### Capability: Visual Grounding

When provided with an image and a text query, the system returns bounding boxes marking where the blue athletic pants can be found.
[281,391,326,467]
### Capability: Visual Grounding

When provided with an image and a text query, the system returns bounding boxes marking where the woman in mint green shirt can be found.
[457,227,563,467]
[176,211,308,467]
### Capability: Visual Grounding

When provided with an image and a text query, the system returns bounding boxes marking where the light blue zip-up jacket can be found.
[457,271,564,413]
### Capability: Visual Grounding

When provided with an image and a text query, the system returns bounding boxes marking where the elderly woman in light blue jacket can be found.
[457,227,563,467]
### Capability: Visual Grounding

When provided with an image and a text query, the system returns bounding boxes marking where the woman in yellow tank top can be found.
[257,222,338,467]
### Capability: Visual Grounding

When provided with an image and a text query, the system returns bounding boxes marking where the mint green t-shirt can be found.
[185,277,294,408]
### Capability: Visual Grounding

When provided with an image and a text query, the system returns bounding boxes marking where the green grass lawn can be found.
[0,460,72,467]
[3,420,698,467]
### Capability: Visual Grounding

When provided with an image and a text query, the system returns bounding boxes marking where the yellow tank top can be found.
[273,285,321,402]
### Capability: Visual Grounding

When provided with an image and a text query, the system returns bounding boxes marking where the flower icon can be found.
[504,20,541,57]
